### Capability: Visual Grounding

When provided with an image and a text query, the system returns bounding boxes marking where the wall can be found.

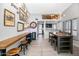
[0,3,30,51]
[30,14,58,39]
[28,3,79,40]
[56,21,63,32]
[29,14,42,39]
[44,21,55,39]
[62,3,79,40]
[62,3,79,20]
[0,3,29,41]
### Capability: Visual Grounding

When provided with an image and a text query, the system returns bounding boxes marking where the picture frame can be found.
[4,9,15,27]
[21,3,26,11]
[11,3,18,10]
[19,7,27,22]
[17,22,24,32]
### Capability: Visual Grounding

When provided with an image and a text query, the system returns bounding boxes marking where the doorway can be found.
[37,21,44,38]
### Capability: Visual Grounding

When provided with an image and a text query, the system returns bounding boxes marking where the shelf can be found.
[60,39,70,41]
[60,46,70,47]
[60,39,70,42]
[60,45,70,47]
[61,41,70,42]
[60,43,70,46]
[60,50,70,52]
[60,47,70,50]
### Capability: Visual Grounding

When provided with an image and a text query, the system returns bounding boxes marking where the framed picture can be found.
[21,3,26,11]
[19,8,27,22]
[11,3,18,10]
[17,22,24,32]
[4,9,15,27]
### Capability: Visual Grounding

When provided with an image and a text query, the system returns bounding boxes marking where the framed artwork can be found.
[17,22,24,32]
[11,3,18,10]
[19,8,27,22]
[4,9,15,27]
[21,3,26,11]
[30,22,37,29]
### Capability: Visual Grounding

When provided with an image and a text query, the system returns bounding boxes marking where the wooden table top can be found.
[54,32,71,37]
[0,32,29,49]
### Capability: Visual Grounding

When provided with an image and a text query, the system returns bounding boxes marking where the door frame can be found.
[37,21,44,38]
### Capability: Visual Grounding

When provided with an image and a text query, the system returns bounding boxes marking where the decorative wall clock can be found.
[30,22,37,29]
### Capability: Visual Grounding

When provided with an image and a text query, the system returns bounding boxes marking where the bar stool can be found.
[26,33,32,44]
[53,38,57,50]
[19,39,28,55]
[53,35,57,50]
[6,48,21,56]
[49,32,53,42]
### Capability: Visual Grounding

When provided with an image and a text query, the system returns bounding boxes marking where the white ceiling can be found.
[26,3,72,15]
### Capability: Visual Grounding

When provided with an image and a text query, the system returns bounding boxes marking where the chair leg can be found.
[18,44,22,51]
[53,39,56,50]
[23,46,26,55]
[26,45,28,49]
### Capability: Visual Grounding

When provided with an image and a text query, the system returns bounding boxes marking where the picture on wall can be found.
[4,9,15,27]
[17,22,24,32]
[19,8,27,22]
[21,3,26,11]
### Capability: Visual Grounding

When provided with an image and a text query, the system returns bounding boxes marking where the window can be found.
[46,23,52,28]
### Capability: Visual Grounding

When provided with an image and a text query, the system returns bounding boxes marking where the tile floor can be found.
[20,35,76,56]
[73,40,79,47]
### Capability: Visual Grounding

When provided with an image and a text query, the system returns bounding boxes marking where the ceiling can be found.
[26,3,72,15]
